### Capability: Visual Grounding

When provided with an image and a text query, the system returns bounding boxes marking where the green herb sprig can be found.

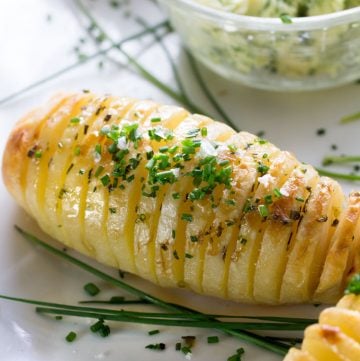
[11,226,293,356]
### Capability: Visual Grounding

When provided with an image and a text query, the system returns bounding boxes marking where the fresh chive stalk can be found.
[13,226,291,355]
[74,0,207,116]
[316,168,360,181]
[0,21,170,106]
[186,51,239,131]
[322,155,360,166]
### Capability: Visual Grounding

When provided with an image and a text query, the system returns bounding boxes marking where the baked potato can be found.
[3,93,359,304]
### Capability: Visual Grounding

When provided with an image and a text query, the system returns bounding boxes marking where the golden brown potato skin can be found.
[2,93,359,304]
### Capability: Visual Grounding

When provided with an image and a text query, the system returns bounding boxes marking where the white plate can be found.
[1,0,360,360]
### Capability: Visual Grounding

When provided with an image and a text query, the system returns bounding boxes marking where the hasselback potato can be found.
[2,92,359,304]
[284,277,360,360]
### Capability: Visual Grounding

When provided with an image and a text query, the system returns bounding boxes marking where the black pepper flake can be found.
[66,163,74,174]
[104,114,112,122]
[332,219,339,227]
[27,145,38,158]
[331,144,338,151]
[84,124,89,135]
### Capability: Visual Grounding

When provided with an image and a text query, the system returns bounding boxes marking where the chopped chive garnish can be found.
[145,343,166,350]
[273,188,282,198]
[173,250,179,260]
[185,253,193,259]
[207,336,219,344]
[264,195,273,205]
[172,192,180,199]
[227,347,245,361]
[225,199,236,206]
[90,319,104,332]
[95,144,102,155]
[13,227,293,356]
[172,230,176,239]
[295,197,304,202]
[181,346,192,355]
[109,207,117,214]
[258,205,269,218]
[201,127,208,137]
[99,324,111,337]
[100,174,111,186]
[150,117,161,123]
[257,163,269,175]
[70,117,81,124]
[190,235,198,243]
[65,331,77,342]
[94,166,104,177]
[84,282,100,296]
[175,342,181,351]
[35,150,42,159]
[148,329,160,335]
[181,213,193,222]
[55,315,63,320]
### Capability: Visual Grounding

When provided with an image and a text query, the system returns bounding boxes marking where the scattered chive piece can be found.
[100,174,111,186]
[258,204,269,218]
[181,213,193,222]
[201,127,208,137]
[181,346,192,355]
[345,273,360,295]
[148,329,160,335]
[185,253,193,259]
[175,342,181,351]
[190,235,198,243]
[173,250,179,260]
[150,117,161,123]
[14,226,292,356]
[94,166,104,177]
[90,319,104,332]
[84,282,100,296]
[55,315,63,320]
[280,13,292,24]
[172,192,180,200]
[99,324,111,337]
[109,207,117,214]
[316,128,326,136]
[227,347,245,361]
[70,117,81,124]
[207,336,219,344]
[145,343,166,350]
[274,188,282,198]
[34,150,42,159]
[65,331,77,342]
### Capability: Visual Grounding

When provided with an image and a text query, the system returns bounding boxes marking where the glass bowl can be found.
[159,0,360,91]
